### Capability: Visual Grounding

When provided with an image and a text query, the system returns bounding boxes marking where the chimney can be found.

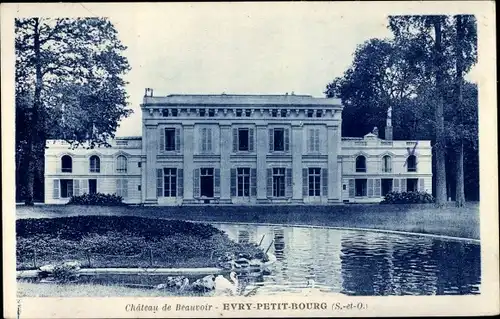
[385,106,393,140]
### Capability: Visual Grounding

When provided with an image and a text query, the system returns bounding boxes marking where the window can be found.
[307,110,314,118]
[116,179,128,198]
[138,185,141,191]
[236,109,242,117]
[280,109,287,117]
[271,109,278,117]
[355,179,367,196]
[407,155,417,172]
[61,155,72,173]
[171,109,178,117]
[60,179,73,198]
[200,168,214,198]
[116,155,127,173]
[208,109,215,117]
[316,110,323,118]
[382,155,392,173]
[201,127,213,153]
[355,155,366,172]
[245,109,251,117]
[165,128,176,151]
[274,129,284,151]
[238,128,249,151]
[237,168,250,197]
[138,162,142,168]
[308,128,320,152]
[382,179,393,196]
[273,168,286,197]
[89,155,100,173]
[89,179,97,194]
[407,178,418,192]
[308,168,321,196]
[199,109,206,117]
[163,168,177,197]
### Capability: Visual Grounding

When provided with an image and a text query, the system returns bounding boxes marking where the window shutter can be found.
[267,168,272,197]
[322,168,328,197]
[73,179,80,196]
[250,168,257,196]
[177,169,184,197]
[308,129,313,152]
[116,179,121,196]
[123,179,128,198]
[193,168,200,198]
[348,179,355,198]
[81,179,88,194]
[68,180,74,197]
[207,128,213,152]
[156,169,163,197]
[249,128,254,151]
[269,129,274,151]
[230,168,236,197]
[368,179,374,197]
[233,129,238,152]
[375,179,381,197]
[53,179,60,199]
[419,178,425,192]
[96,179,100,194]
[214,168,220,197]
[201,128,206,152]
[302,168,308,196]
[400,178,407,192]
[393,179,400,192]
[316,129,320,152]
[284,128,290,151]
[285,168,292,197]
[159,128,165,153]
[175,128,181,151]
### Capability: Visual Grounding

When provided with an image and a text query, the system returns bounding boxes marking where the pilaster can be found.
[291,124,303,203]
[219,124,232,203]
[256,124,268,202]
[327,124,341,203]
[144,124,158,204]
[182,124,195,203]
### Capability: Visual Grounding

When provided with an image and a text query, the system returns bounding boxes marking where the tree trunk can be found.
[455,142,465,206]
[455,15,466,207]
[433,17,447,207]
[24,18,43,206]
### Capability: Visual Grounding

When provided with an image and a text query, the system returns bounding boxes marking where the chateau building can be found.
[44,90,432,205]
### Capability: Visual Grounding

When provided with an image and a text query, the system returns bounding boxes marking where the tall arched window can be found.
[116,155,127,173]
[89,155,101,173]
[382,155,392,173]
[61,155,72,173]
[407,155,417,172]
[355,155,367,172]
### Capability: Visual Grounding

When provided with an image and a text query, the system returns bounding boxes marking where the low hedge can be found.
[68,193,125,206]
[381,191,434,204]
[16,216,267,270]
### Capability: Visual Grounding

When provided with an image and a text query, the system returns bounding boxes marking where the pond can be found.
[212,223,481,296]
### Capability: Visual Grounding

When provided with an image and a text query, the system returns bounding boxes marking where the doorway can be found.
[381,179,393,196]
[200,168,214,197]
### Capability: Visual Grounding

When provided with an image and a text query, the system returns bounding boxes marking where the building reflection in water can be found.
[211,223,480,295]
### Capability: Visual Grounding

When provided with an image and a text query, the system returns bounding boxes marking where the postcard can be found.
[1,1,498,318]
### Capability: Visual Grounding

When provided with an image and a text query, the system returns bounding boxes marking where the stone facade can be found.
[44,93,432,205]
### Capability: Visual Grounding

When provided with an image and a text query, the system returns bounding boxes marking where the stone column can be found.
[144,124,158,204]
[291,124,303,203]
[327,124,341,203]
[219,124,232,203]
[256,124,268,203]
[182,124,195,203]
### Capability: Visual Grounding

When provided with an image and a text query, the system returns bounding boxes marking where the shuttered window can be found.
[163,168,177,197]
[116,155,127,173]
[201,128,213,153]
[230,168,237,197]
[53,179,60,199]
[193,168,200,198]
[116,179,128,198]
[375,179,381,197]
[321,168,328,196]
[285,168,292,198]
[214,168,220,197]
[89,156,100,173]
[308,168,321,196]
[269,128,290,152]
[156,169,163,197]
[177,169,184,197]
[160,127,181,152]
[302,169,308,196]
[237,168,250,197]
[250,168,257,196]
[348,179,355,198]
[73,179,80,197]
[308,129,320,152]
[419,178,425,192]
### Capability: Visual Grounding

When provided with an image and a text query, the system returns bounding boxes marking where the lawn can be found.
[17,281,191,297]
[16,216,267,270]
[16,202,480,239]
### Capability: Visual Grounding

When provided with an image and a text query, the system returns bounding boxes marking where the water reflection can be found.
[213,223,480,296]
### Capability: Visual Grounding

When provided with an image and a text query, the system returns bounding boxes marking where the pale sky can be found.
[109,4,479,137]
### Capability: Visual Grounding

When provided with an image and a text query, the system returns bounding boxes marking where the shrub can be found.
[380,191,434,204]
[67,193,125,206]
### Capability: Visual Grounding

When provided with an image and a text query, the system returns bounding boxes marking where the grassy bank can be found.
[16,203,480,239]
[17,281,188,297]
[16,216,267,270]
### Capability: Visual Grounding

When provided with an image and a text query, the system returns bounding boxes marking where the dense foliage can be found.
[16,216,267,270]
[68,193,125,206]
[381,191,434,204]
[16,18,131,204]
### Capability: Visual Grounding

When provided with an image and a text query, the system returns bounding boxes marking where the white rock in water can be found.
[39,265,56,272]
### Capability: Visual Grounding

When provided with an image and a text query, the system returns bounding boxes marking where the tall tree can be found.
[16,18,131,205]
